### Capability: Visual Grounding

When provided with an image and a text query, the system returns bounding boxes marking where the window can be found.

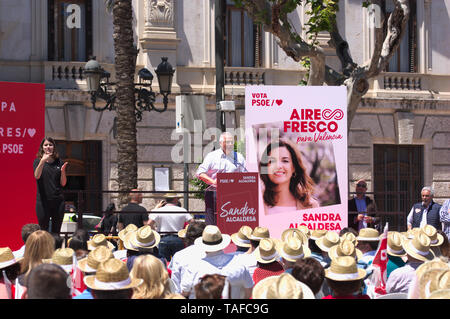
[48,0,93,61]
[224,0,262,67]
[373,144,423,231]
[383,0,417,72]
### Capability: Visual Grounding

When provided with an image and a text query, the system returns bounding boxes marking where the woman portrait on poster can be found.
[259,138,319,215]
[33,137,68,234]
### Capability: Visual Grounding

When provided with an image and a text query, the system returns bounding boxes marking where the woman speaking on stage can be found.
[259,138,319,215]
[33,137,68,233]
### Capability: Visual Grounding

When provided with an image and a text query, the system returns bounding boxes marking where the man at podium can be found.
[196,132,247,225]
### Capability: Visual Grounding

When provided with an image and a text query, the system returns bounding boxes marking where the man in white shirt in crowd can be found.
[149,192,193,262]
[196,132,246,225]
[180,225,253,299]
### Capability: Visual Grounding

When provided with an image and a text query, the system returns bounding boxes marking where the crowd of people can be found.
[1,219,449,299]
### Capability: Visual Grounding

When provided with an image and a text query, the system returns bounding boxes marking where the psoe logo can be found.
[251,93,283,107]
[66,4,81,29]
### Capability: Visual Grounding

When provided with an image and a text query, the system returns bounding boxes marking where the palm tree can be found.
[105,0,138,206]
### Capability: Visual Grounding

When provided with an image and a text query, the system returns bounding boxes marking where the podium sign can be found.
[216,172,259,235]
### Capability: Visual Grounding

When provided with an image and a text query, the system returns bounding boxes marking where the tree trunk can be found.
[112,0,138,206]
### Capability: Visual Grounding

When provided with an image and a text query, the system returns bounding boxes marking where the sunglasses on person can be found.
[356,183,367,188]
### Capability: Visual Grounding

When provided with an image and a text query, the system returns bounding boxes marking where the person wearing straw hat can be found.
[308,229,328,267]
[322,256,370,299]
[252,238,284,285]
[87,234,115,251]
[117,189,149,232]
[386,231,407,279]
[386,232,435,294]
[122,225,165,271]
[407,186,442,231]
[233,226,271,278]
[315,231,340,267]
[0,247,23,299]
[230,225,253,255]
[278,237,311,273]
[73,246,115,299]
[252,273,315,299]
[407,258,449,299]
[43,247,75,274]
[25,263,72,299]
[421,224,445,257]
[148,192,193,262]
[168,220,206,294]
[84,258,143,299]
[356,228,381,269]
[180,225,253,299]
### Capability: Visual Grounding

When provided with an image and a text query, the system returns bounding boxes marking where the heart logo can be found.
[28,128,36,138]
[275,99,283,106]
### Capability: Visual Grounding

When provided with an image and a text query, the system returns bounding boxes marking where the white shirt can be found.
[180,250,254,299]
[231,250,258,278]
[149,205,193,233]
[196,149,246,190]
[407,202,429,228]
[169,244,206,293]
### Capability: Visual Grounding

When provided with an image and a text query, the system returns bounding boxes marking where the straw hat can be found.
[177,224,189,238]
[310,229,327,241]
[194,225,231,253]
[403,228,421,240]
[87,234,115,251]
[415,258,450,281]
[161,192,182,199]
[118,224,138,242]
[421,225,444,247]
[278,237,311,262]
[356,228,381,242]
[418,268,450,298]
[0,247,23,269]
[231,225,252,248]
[403,233,435,262]
[281,228,308,246]
[124,226,161,251]
[325,256,367,281]
[254,238,279,264]
[387,231,406,257]
[78,246,115,274]
[249,226,270,241]
[252,273,315,299]
[84,258,142,291]
[315,231,340,252]
[428,289,450,299]
[43,248,75,273]
[328,240,363,261]
[297,225,311,238]
[340,232,358,246]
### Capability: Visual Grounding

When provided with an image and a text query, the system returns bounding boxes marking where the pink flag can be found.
[371,223,389,295]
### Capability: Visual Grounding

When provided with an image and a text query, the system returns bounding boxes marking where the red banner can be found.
[216,172,259,236]
[0,82,45,250]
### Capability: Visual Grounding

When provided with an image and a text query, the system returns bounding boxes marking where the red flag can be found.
[371,223,389,295]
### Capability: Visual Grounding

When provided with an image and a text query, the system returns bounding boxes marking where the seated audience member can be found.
[356,228,381,269]
[386,231,407,279]
[421,225,445,258]
[252,273,315,299]
[315,231,340,267]
[84,258,143,299]
[25,263,71,299]
[308,230,329,267]
[130,254,174,299]
[194,274,228,299]
[323,256,369,299]
[74,246,115,299]
[252,238,284,285]
[0,247,22,299]
[230,226,253,255]
[291,257,328,298]
[68,233,89,260]
[169,220,206,293]
[14,224,40,259]
[278,237,311,273]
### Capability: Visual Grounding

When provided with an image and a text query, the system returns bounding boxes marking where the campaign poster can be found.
[245,86,347,239]
[216,172,259,236]
[0,82,45,249]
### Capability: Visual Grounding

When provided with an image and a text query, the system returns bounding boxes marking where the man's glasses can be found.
[356,183,367,188]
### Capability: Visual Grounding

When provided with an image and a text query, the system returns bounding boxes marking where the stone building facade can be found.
[0,0,449,225]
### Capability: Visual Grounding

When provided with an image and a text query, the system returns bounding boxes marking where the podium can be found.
[216,172,259,235]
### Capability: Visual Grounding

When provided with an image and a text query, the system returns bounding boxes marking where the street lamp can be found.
[84,56,175,122]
